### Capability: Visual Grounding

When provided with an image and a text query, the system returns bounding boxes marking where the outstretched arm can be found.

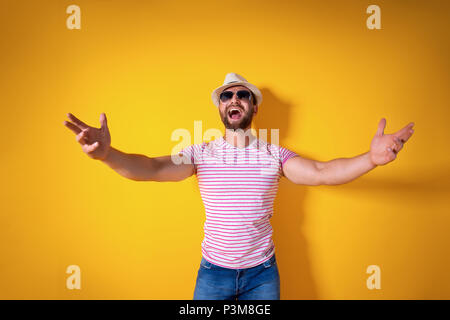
[101,147,194,182]
[63,113,194,182]
[283,118,415,186]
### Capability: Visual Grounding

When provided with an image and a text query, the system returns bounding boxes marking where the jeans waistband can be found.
[201,254,276,270]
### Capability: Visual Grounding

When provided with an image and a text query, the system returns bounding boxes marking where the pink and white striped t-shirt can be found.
[179,136,299,269]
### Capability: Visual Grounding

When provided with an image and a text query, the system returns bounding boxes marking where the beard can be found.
[220,104,255,130]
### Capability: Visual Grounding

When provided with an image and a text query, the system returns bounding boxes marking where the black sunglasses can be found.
[219,90,252,103]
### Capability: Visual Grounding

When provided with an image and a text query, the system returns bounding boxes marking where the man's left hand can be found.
[369,118,415,166]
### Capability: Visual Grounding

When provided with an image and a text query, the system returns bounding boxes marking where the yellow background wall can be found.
[1,0,449,299]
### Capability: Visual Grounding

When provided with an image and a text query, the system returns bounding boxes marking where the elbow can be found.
[128,176,148,182]
[291,177,324,186]
[314,161,344,186]
[312,179,325,186]
[312,162,326,186]
[320,177,347,186]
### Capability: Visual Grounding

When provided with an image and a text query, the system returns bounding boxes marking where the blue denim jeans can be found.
[193,254,280,300]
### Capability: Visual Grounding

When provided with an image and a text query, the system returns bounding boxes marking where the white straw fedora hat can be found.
[211,73,263,107]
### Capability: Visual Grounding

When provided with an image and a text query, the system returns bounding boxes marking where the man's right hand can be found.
[63,112,111,161]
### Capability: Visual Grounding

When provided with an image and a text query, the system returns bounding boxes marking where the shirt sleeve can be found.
[178,144,195,165]
[177,144,205,174]
[279,146,299,168]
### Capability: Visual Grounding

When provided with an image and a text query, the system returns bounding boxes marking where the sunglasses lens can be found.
[237,90,251,100]
[219,90,252,103]
[220,91,233,102]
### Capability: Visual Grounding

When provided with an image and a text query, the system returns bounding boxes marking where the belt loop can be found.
[263,254,276,268]
[201,257,212,269]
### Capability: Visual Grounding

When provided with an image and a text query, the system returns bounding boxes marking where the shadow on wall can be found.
[255,90,450,298]
[254,88,319,299]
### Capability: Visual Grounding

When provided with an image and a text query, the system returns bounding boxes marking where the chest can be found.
[195,148,282,186]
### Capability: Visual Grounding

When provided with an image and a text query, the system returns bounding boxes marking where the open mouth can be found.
[227,107,243,120]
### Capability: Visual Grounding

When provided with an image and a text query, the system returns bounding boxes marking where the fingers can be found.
[386,147,397,161]
[86,141,100,153]
[63,120,82,135]
[100,113,108,131]
[395,122,415,142]
[76,130,88,145]
[387,136,404,160]
[392,136,403,153]
[67,113,90,130]
[376,118,386,137]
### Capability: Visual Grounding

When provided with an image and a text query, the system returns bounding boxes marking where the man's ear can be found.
[254,104,258,114]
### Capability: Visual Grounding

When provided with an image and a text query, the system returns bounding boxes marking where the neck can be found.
[224,126,256,149]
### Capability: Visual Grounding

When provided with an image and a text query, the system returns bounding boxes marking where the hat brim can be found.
[211,82,263,107]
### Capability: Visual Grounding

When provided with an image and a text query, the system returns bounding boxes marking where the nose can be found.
[230,92,239,104]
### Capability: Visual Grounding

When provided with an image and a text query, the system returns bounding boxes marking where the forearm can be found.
[101,146,160,181]
[317,151,377,185]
